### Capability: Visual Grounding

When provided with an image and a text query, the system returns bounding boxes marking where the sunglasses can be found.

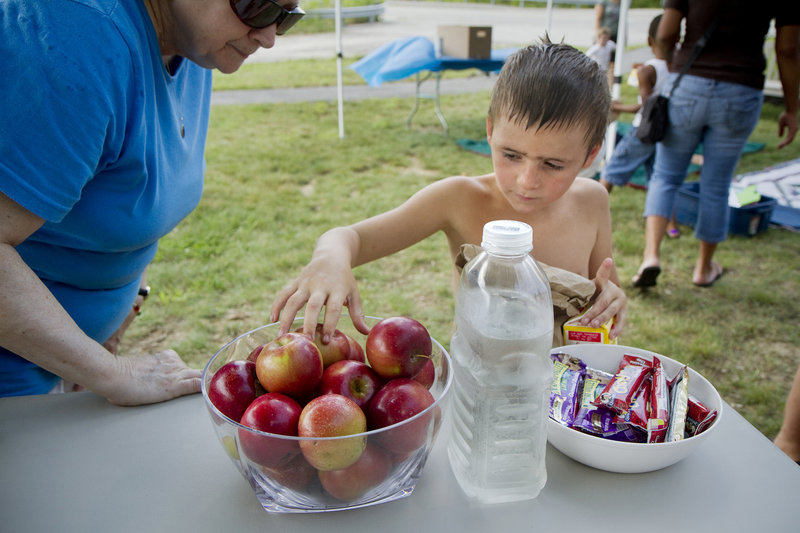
[229,0,305,35]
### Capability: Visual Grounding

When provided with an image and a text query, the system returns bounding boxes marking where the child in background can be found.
[586,26,616,86]
[271,41,628,345]
[600,15,680,237]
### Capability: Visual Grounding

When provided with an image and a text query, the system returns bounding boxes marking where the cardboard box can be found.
[676,181,777,237]
[562,312,617,345]
[437,25,492,59]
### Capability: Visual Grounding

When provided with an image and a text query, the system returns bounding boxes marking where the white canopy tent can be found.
[335,0,345,138]
[332,0,632,143]
[605,0,631,161]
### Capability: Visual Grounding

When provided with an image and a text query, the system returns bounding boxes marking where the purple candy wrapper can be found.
[574,367,622,435]
[605,424,647,443]
[550,352,586,427]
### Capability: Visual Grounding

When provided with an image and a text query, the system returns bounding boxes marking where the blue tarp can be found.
[351,36,517,87]
[351,37,440,87]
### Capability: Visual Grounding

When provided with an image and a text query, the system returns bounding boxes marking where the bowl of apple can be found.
[201,315,453,513]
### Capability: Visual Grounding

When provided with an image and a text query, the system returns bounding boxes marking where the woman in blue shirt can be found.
[0,0,304,404]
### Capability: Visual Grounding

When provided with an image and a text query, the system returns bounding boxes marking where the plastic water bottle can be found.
[447,220,554,504]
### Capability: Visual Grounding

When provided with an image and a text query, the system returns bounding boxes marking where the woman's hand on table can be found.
[97,349,201,406]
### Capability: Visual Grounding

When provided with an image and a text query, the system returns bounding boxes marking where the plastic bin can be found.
[676,182,777,237]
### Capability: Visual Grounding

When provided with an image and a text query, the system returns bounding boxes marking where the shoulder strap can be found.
[668,9,725,96]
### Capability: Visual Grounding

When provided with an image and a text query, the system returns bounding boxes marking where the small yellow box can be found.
[562,311,617,345]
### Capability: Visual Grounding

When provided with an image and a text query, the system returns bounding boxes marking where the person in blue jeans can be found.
[632,0,799,288]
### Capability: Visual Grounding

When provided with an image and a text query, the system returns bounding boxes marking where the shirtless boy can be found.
[271,41,628,343]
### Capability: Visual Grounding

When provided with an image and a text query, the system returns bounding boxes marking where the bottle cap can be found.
[481,220,533,255]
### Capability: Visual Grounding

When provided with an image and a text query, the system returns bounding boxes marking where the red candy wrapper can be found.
[592,354,653,415]
[686,395,717,437]
[613,376,650,431]
[550,352,586,427]
[647,357,670,443]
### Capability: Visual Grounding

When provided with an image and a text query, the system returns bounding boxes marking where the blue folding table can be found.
[351,36,516,134]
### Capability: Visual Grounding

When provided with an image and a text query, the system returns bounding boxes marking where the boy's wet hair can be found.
[488,39,611,152]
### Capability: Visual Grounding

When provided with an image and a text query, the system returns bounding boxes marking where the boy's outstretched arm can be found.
[270,226,370,341]
[579,257,628,339]
[270,177,459,342]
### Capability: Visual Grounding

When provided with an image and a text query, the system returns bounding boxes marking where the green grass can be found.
[127,56,800,442]
[211,58,367,90]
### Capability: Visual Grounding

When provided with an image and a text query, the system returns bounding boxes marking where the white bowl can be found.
[547,344,723,473]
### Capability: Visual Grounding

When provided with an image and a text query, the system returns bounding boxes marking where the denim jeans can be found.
[644,74,763,243]
[602,127,656,187]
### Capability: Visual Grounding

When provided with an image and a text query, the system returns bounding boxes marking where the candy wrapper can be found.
[606,424,647,443]
[574,368,623,436]
[613,376,651,431]
[550,352,586,427]
[666,365,690,442]
[593,354,653,415]
[647,357,670,443]
[686,396,718,438]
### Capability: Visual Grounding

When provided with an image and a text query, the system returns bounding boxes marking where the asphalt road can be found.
[247,1,662,63]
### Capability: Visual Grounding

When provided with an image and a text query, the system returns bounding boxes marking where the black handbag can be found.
[636,11,723,144]
[636,93,670,144]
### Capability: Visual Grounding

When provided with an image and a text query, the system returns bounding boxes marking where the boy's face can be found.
[486,115,600,213]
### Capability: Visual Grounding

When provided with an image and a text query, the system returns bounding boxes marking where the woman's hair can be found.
[488,39,611,152]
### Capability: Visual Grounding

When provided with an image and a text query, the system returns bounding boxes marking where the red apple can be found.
[255,332,323,399]
[298,394,367,471]
[411,358,435,389]
[260,454,317,491]
[318,360,383,409]
[344,334,366,363]
[295,324,352,368]
[247,344,264,363]
[365,316,432,380]
[208,360,259,422]
[368,378,435,455]
[318,442,393,501]
[238,392,302,468]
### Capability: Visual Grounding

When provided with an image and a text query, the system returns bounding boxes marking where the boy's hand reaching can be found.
[270,256,371,343]
[579,257,628,339]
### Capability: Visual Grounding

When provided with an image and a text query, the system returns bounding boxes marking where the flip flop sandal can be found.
[632,266,661,288]
[694,266,725,287]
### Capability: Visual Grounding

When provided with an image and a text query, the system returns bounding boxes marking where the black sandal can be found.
[632,266,661,288]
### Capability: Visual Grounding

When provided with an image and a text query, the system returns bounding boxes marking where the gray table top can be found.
[1,391,797,533]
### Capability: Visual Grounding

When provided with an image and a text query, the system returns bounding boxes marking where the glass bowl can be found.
[547,344,723,473]
[202,315,452,513]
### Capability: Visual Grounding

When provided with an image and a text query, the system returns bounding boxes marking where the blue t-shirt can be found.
[0,0,212,395]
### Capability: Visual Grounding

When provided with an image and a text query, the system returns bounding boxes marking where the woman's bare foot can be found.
[666,220,680,239]
[693,261,724,287]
